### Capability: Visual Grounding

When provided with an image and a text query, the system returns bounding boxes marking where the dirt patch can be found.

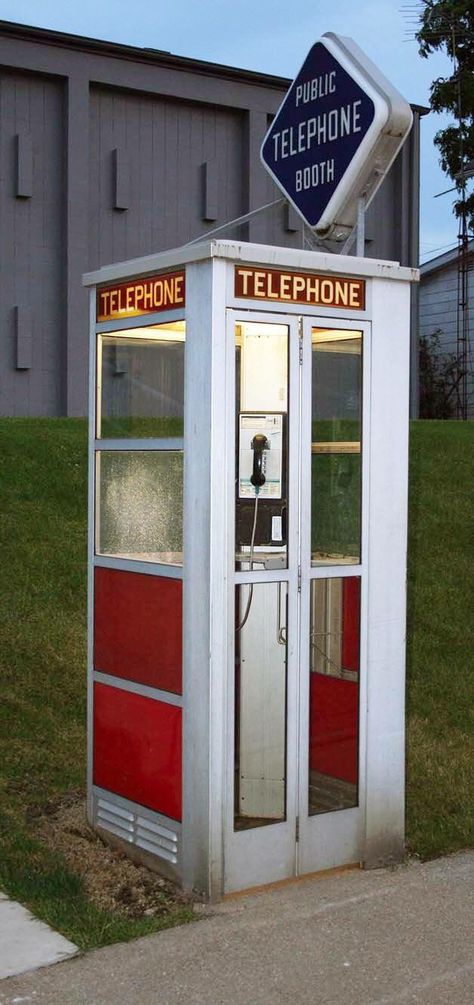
[28,792,193,919]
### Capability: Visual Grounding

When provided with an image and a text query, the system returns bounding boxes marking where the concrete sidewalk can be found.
[0,893,77,980]
[0,851,472,1005]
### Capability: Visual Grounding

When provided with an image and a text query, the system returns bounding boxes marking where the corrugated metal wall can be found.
[0,71,64,415]
[88,88,246,267]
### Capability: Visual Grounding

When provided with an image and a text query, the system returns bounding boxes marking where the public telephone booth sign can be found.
[84,240,418,899]
[261,33,413,236]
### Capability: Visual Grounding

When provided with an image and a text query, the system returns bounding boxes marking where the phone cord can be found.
[236,492,259,633]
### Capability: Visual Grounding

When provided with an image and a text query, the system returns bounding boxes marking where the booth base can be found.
[90,787,182,886]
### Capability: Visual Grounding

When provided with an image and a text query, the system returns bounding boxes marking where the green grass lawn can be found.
[0,418,472,947]
[406,421,474,858]
[0,419,192,949]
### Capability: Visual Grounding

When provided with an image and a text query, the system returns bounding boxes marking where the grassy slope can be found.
[0,418,472,944]
[0,419,192,948]
[406,421,474,858]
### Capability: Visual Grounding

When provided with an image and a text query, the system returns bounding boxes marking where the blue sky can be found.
[0,0,459,263]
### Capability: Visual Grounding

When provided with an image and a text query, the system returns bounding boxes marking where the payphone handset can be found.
[238,414,283,499]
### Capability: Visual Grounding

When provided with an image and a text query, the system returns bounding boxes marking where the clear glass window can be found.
[235,322,289,571]
[308,576,360,815]
[311,328,362,566]
[234,581,287,830]
[97,322,185,439]
[96,451,183,565]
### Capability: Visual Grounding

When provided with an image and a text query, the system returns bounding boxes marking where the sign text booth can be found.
[261,32,413,238]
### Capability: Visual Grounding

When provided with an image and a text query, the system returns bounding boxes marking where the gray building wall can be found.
[0,20,422,416]
[419,244,474,416]
[0,70,64,415]
[88,88,246,268]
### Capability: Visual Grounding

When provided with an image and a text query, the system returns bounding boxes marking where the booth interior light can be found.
[107,321,186,342]
[312,328,362,354]
[312,329,361,343]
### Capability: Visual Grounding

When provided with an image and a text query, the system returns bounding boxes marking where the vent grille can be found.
[96,795,179,865]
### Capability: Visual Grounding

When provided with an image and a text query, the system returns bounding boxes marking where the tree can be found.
[419,330,466,417]
[416,0,474,231]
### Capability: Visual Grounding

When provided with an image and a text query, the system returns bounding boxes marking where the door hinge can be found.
[298,317,303,364]
[295,816,300,842]
[297,565,302,592]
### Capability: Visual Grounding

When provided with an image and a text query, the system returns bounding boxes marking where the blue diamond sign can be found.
[261,33,413,237]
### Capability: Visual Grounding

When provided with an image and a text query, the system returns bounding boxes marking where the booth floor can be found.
[0,852,473,1005]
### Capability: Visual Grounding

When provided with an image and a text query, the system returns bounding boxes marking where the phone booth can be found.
[83,240,417,899]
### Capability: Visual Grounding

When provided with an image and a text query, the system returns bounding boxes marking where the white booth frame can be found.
[84,241,415,900]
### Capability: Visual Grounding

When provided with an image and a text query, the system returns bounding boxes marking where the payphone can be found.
[237,412,285,553]
[235,321,288,564]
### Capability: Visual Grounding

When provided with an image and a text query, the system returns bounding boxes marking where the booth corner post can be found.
[83,239,418,899]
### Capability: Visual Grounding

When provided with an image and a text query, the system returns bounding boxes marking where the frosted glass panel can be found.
[97,451,183,565]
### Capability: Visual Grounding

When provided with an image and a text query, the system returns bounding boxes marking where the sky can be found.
[0,0,460,263]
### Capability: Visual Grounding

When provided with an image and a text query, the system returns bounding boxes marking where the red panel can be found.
[309,675,358,784]
[93,682,182,820]
[94,567,182,694]
[341,578,360,673]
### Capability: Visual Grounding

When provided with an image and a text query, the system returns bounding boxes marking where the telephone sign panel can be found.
[261,33,413,236]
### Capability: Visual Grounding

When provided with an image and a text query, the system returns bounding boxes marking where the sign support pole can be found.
[340,195,367,258]
[356,196,366,258]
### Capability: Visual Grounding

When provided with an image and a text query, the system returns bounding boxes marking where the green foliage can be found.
[416,0,474,229]
[419,329,466,416]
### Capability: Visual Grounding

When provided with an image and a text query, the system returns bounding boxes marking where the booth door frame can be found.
[224,309,301,892]
[223,309,371,894]
[296,315,371,877]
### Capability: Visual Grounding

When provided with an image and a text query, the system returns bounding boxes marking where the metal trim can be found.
[94,438,184,451]
[86,289,97,825]
[235,568,289,585]
[93,787,182,835]
[0,20,291,88]
[226,299,372,323]
[308,564,363,580]
[93,556,183,579]
[92,787,181,870]
[84,241,419,289]
[93,671,183,707]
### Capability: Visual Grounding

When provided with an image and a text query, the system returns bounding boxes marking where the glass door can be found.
[225,312,300,893]
[224,312,368,892]
[298,319,367,875]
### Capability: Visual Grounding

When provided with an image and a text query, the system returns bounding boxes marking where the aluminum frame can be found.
[86,289,187,873]
[85,240,414,898]
[224,308,301,893]
[297,316,370,875]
